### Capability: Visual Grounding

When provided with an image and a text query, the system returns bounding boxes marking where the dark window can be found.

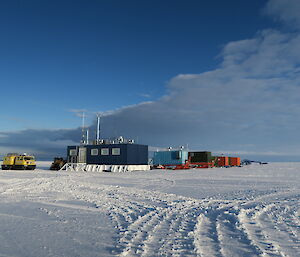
[91,149,99,156]
[101,148,109,155]
[112,148,120,155]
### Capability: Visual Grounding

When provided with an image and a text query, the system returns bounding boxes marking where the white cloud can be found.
[264,0,300,29]
[139,93,151,98]
[68,109,87,117]
[96,101,154,117]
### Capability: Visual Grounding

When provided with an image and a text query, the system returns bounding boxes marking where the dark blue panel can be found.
[67,144,148,165]
[127,144,148,165]
[86,144,127,165]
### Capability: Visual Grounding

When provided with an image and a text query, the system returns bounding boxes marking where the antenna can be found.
[81,111,86,145]
[86,129,89,145]
[96,113,101,142]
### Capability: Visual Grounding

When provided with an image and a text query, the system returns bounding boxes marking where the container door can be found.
[78,147,87,163]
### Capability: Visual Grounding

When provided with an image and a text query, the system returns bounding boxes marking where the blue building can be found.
[153,150,188,166]
[67,142,148,165]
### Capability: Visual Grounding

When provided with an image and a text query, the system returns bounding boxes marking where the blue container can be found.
[67,144,148,165]
[153,150,188,166]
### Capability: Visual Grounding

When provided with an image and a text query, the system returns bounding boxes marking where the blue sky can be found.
[1,0,300,161]
[0,0,271,129]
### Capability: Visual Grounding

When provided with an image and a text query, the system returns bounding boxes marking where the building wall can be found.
[86,144,127,165]
[153,150,188,165]
[67,144,148,165]
[126,144,149,165]
[229,157,241,166]
[67,146,78,163]
[215,156,229,167]
[189,151,212,163]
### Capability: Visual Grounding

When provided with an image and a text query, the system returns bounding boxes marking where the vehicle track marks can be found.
[1,175,299,256]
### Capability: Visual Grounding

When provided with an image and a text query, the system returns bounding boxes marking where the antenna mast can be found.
[81,111,86,145]
[86,129,89,145]
[96,113,101,142]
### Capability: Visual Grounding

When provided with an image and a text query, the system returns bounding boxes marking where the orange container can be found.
[229,157,241,166]
[216,156,229,167]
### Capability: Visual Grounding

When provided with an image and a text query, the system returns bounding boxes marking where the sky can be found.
[1,0,300,161]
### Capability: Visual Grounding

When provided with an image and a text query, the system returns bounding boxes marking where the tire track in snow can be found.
[254,203,300,256]
[0,174,299,257]
[238,191,300,257]
[239,205,284,257]
[193,205,262,257]
[103,189,205,256]
[216,209,262,257]
[193,213,223,257]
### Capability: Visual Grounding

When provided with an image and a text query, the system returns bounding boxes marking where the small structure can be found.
[62,114,150,172]
[215,156,229,167]
[188,151,214,168]
[153,149,189,169]
[152,149,242,169]
[65,137,149,172]
[229,157,241,166]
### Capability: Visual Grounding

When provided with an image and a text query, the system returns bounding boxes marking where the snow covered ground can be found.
[0,162,299,257]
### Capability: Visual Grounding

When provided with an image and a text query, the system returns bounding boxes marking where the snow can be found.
[0,163,299,256]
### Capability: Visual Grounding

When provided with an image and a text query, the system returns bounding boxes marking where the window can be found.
[69,149,77,156]
[112,148,120,155]
[176,151,182,159]
[91,149,98,156]
[101,148,109,155]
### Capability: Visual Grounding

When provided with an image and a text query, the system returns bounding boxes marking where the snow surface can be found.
[0,162,299,256]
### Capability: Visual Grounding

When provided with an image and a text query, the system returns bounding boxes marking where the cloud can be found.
[0,128,81,159]
[139,93,152,98]
[95,101,154,117]
[1,0,300,161]
[68,109,87,118]
[264,0,300,29]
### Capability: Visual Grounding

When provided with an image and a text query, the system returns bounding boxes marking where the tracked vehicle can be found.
[2,153,36,170]
[50,157,67,170]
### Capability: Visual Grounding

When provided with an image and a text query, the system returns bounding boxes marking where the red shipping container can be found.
[229,157,241,166]
[216,156,229,166]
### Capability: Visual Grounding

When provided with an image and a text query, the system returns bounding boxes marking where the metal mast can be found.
[81,112,86,145]
[86,128,89,145]
[96,113,101,142]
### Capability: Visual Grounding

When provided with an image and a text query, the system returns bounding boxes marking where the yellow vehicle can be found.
[2,153,36,170]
